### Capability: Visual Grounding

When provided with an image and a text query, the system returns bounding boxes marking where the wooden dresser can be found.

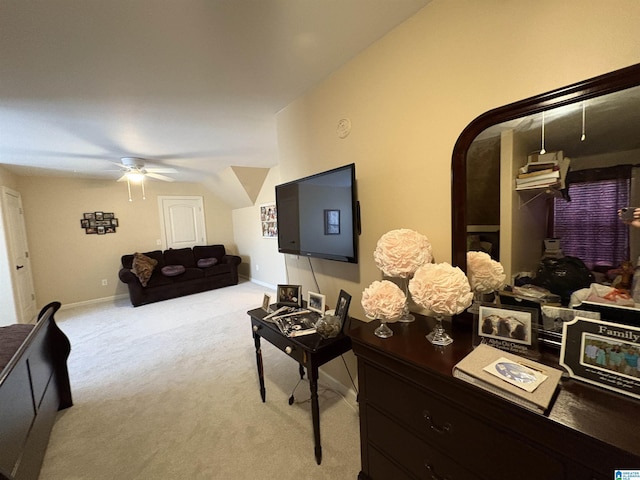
[349,315,640,480]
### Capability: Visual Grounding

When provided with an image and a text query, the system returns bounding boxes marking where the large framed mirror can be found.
[452,63,640,303]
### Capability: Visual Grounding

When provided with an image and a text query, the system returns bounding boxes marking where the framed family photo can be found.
[560,317,640,400]
[277,284,302,308]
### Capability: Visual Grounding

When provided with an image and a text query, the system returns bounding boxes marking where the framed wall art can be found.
[260,203,277,238]
[81,212,119,235]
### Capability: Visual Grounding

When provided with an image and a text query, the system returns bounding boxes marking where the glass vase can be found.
[426,313,453,346]
[398,276,415,323]
[374,318,393,338]
[466,290,484,315]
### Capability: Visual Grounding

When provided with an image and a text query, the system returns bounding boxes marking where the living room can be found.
[2,1,640,478]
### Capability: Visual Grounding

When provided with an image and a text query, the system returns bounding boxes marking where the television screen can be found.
[275,164,359,263]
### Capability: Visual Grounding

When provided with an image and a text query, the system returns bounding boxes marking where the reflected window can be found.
[553,172,630,270]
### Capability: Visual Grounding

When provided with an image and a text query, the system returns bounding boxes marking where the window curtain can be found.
[554,165,631,270]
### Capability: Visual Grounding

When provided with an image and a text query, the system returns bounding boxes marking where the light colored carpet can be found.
[39,280,361,480]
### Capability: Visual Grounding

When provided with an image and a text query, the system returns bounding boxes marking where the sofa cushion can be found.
[202,263,232,277]
[161,265,186,277]
[122,250,165,270]
[131,252,157,287]
[193,245,226,262]
[163,248,196,268]
[197,257,218,268]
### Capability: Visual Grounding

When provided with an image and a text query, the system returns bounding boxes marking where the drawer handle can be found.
[425,462,451,480]
[423,410,452,435]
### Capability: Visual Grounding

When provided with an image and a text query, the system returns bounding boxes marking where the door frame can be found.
[0,186,37,325]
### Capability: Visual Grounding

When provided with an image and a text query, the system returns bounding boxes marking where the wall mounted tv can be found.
[275,163,360,263]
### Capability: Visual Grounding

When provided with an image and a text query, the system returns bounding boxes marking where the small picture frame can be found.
[475,304,539,357]
[307,291,326,314]
[277,284,302,308]
[335,289,352,333]
[561,317,640,400]
[262,294,271,312]
[95,211,104,220]
[84,212,95,220]
[324,209,340,235]
[97,226,106,234]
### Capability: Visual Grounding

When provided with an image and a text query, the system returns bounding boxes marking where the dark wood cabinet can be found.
[349,315,640,480]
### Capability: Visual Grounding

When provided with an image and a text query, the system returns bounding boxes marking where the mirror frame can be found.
[451,63,640,273]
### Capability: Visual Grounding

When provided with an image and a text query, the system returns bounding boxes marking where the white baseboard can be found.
[242,275,277,292]
[60,293,129,311]
[319,362,359,411]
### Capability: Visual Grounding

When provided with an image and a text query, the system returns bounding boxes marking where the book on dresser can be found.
[452,344,563,413]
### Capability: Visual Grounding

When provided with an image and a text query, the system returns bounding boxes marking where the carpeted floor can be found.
[39,280,361,479]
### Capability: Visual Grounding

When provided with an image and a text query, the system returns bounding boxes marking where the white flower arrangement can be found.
[361,280,406,320]
[373,229,433,278]
[409,262,473,316]
[466,251,506,293]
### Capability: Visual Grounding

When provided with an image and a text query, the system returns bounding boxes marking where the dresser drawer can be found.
[363,363,565,479]
[367,405,482,480]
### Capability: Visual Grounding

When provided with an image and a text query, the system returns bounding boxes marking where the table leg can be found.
[309,364,322,465]
[254,333,266,402]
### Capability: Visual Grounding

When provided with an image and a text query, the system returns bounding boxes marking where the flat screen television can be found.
[275,163,359,263]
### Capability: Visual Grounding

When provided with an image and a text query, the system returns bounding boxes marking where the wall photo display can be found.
[260,203,277,238]
[81,212,119,234]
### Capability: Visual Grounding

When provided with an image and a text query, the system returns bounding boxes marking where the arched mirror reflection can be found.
[452,64,640,312]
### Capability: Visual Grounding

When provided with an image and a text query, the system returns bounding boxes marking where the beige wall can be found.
[232,166,286,288]
[16,176,235,307]
[272,0,640,319]
[271,0,640,386]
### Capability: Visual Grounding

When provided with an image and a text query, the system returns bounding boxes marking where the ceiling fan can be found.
[114,157,178,182]
[113,157,179,201]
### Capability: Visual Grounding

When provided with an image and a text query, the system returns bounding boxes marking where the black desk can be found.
[247,307,352,465]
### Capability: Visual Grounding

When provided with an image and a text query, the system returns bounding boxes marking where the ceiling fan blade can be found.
[116,174,128,182]
[145,167,179,173]
[145,172,175,182]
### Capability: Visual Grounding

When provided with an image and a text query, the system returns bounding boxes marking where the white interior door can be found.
[3,188,37,324]
[159,196,207,249]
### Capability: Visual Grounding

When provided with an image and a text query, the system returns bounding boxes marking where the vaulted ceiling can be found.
[1,0,430,197]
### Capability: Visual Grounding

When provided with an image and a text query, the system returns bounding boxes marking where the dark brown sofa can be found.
[118,245,241,307]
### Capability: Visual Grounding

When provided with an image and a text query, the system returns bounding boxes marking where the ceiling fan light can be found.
[126,172,145,183]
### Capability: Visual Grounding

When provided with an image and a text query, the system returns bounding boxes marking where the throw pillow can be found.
[161,265,186,277]
[197,257,218,268]
[131,252,157,287]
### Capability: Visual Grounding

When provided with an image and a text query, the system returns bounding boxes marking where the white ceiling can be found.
[0,0,430,183]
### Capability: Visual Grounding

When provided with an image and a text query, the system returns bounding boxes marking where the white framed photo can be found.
[262,294,271,312]
[307,291,326,314]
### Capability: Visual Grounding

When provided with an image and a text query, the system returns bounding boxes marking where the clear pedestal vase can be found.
[397,277,415,323]
[374,318,393,338]
[426,314,453,346]
[466,290,484,315]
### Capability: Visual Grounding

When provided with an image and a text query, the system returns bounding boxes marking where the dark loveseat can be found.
[119,245,241,307]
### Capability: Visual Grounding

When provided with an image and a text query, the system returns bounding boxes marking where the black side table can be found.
[247,307,352,465]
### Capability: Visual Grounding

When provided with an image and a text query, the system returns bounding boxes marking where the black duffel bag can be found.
[531,256,595,305]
